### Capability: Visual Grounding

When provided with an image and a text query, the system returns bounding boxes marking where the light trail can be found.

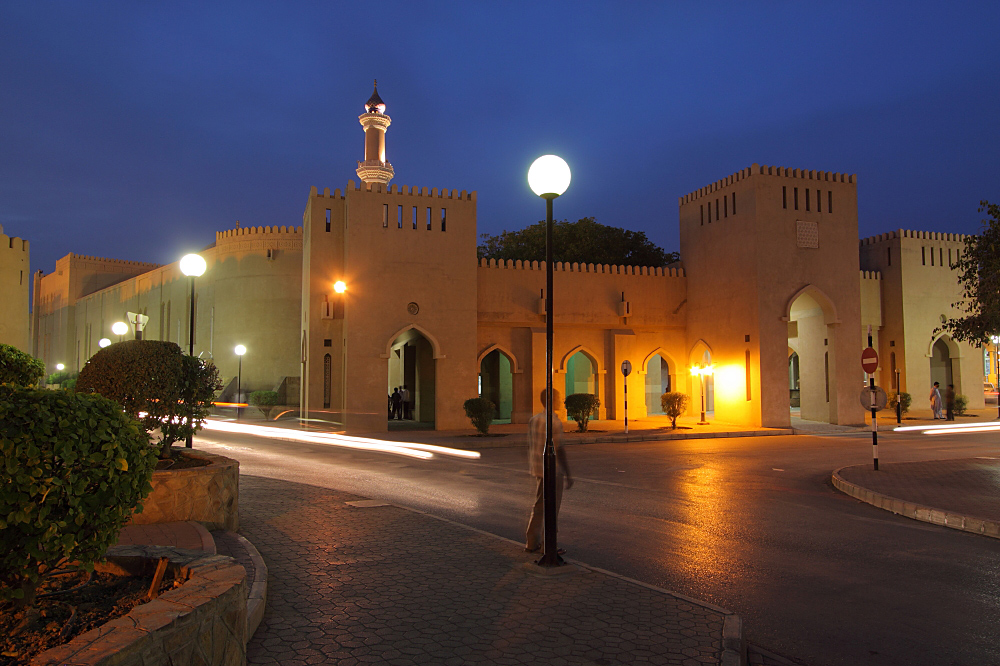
[894,421,1000,435]
[201,419,481,461]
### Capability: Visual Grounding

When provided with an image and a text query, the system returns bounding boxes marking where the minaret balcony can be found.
[358,112,392,132]
[356,160,395,185]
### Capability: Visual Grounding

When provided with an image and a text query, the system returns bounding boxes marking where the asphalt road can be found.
[195,427,1000,666]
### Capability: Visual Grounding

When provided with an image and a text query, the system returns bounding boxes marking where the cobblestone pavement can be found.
[238,474,735,666]
[837,457,1000,522]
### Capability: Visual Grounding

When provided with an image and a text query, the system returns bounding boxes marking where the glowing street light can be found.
[690,364,715,425]
[56,363,65,371]
[112,321,128,342]
[98,338,111,348]
[180,253,208,447]
[334,280,347,294]
[527,154,571,569]
[235,344,246,421]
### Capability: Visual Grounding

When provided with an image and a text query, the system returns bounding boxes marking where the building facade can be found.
[0,225,31,353]
[27,86,987,429]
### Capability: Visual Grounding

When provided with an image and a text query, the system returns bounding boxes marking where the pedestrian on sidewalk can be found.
[930,382,944,419]
[525,388,573,553]
[945,384,955,421]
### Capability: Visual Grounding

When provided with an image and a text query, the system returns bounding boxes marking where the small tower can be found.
[356,80,394,186]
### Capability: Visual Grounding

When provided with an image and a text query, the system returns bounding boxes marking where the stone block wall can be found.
[131,449,239,531]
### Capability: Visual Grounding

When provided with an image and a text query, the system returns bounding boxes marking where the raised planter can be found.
[31,545,247,666]
[130,449,239,531]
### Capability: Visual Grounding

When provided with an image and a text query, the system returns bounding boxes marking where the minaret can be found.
[356,80,394,186]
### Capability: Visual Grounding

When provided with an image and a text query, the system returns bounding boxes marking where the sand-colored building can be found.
[0,225,31,353]
[27,85,987,429]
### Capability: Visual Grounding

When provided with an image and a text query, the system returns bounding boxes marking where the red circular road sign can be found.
[861,347,879,374]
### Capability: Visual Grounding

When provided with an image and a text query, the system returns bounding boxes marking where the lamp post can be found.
[112,321,128,343]
[235,344,246,421]
[993,335,1000,419]
[528,154,571,568]
[690,364,715,425]
[180,254,207,448]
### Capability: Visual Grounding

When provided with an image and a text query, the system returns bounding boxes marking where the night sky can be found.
[3,2,998,276]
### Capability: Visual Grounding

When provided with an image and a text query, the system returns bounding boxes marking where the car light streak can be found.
[895,422,1000,435]
[201,419,480,460]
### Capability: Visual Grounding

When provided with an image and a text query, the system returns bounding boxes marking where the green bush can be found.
[76,340,222,458]
[46,369,78,389]
[660,392,690,429]
[564,393,600,432]
[249,390,280,419]
[888,391,912,415]
[954,394,968,416]
[0,343,44,388]
[463,397,496,435]
[0,386,157,608]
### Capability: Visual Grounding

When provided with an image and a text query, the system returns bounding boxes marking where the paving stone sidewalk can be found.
[238,474,741,666]
[834,457,1000,537]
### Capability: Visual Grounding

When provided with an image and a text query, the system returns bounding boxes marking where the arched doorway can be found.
[565,350,597,399]
[930,338,953,389]
[387,328,435,426]
[645,354,671,414]
[786,287,838,423]
[479,349,513,423]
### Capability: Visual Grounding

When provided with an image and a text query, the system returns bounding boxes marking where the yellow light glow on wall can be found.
[333,281,347,294]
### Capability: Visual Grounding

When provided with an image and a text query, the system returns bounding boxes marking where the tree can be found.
[660,392,689,429]
[564,393,600,432]
[0,343,44,388]
[940,201,1000,345]
[76,340,222,458]
[478,217,679,267]
[463,397,496,435]
[250,390,280,419]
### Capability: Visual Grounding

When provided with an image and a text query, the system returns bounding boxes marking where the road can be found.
[194,427,1000,666]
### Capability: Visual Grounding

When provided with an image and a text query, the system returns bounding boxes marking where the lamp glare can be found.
[334,281,347,294]
[528,155,571,197]
[235,344,247,356]
[112,321,129,336]
[180,253,207,277]
[56,363,65,371]
[98,338,111,348]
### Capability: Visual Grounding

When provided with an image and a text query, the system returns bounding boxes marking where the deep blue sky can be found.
[3,2,998,275]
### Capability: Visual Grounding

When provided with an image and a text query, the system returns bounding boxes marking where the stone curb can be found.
[222,531,269,639]
[576,428,793,445]
[189,520,217,554]
[832,466,1000,539]
[396,502,746,666]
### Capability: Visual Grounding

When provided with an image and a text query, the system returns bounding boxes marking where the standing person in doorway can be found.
[945,384,956,421]
[390,387,402,420]
[525,389,573,554]
[930,382,944,419]
[400,384,411,420]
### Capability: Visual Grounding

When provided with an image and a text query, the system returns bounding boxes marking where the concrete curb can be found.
[189,520,217,554]
[217,530,270,638]
[832,466,1000,539]
[575,428,793,445]
[396,502,746,665]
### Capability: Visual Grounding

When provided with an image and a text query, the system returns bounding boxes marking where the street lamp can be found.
[992,335,1000,419]
[180,253,207,448]
[112,321,128,342]
[528,154,571,568]
[56,363,64,371]
[235,344,246,421]
[98,338,111,348]
[334,280,347,294]
[690,364,715,425]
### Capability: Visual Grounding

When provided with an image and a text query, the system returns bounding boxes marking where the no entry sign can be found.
[861,347,879,374]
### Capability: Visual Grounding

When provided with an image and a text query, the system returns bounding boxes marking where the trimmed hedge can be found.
[0,343,44,388]
[249,390,280,419]
[0,386,157,608]
[463,397,496,435]
[889,391,911,415]
[565,393,600,432]
[76,340,222,458]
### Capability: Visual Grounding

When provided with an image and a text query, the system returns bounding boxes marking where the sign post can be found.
[861,330,880,471]
[621,360,632,435]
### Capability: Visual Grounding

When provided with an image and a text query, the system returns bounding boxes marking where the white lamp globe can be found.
[528,155,571,197]
[234,344,246,356]
[112,321,129,336]
[98,338,112,348]
[56,363,65,371]
[180,253,207,277]
[333,280,347,294]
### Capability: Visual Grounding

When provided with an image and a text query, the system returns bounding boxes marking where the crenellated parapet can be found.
[67,253,160,271]
[1,225,29,254]
[215,225,303,256]
[679,163,856,205]
[860,270,882,280]
[310,182,476,202]
[859,229,968,245]
[478,258,684,277]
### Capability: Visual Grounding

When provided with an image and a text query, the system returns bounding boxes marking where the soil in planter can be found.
[0,568,180,665]
[155,448,211,471]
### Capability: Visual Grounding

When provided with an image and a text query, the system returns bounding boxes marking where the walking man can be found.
[930,382,944,419]
[400,384,411,420]
[525,389,573,553]
[945,384,956,421]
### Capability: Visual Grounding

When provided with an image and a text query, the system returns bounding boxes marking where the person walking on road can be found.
[945,384,956,421]
[525,388,573,554]
[930,382,944,419]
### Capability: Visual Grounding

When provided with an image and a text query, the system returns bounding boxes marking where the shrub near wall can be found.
[0,343,44,387]
[0,386,157,608]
